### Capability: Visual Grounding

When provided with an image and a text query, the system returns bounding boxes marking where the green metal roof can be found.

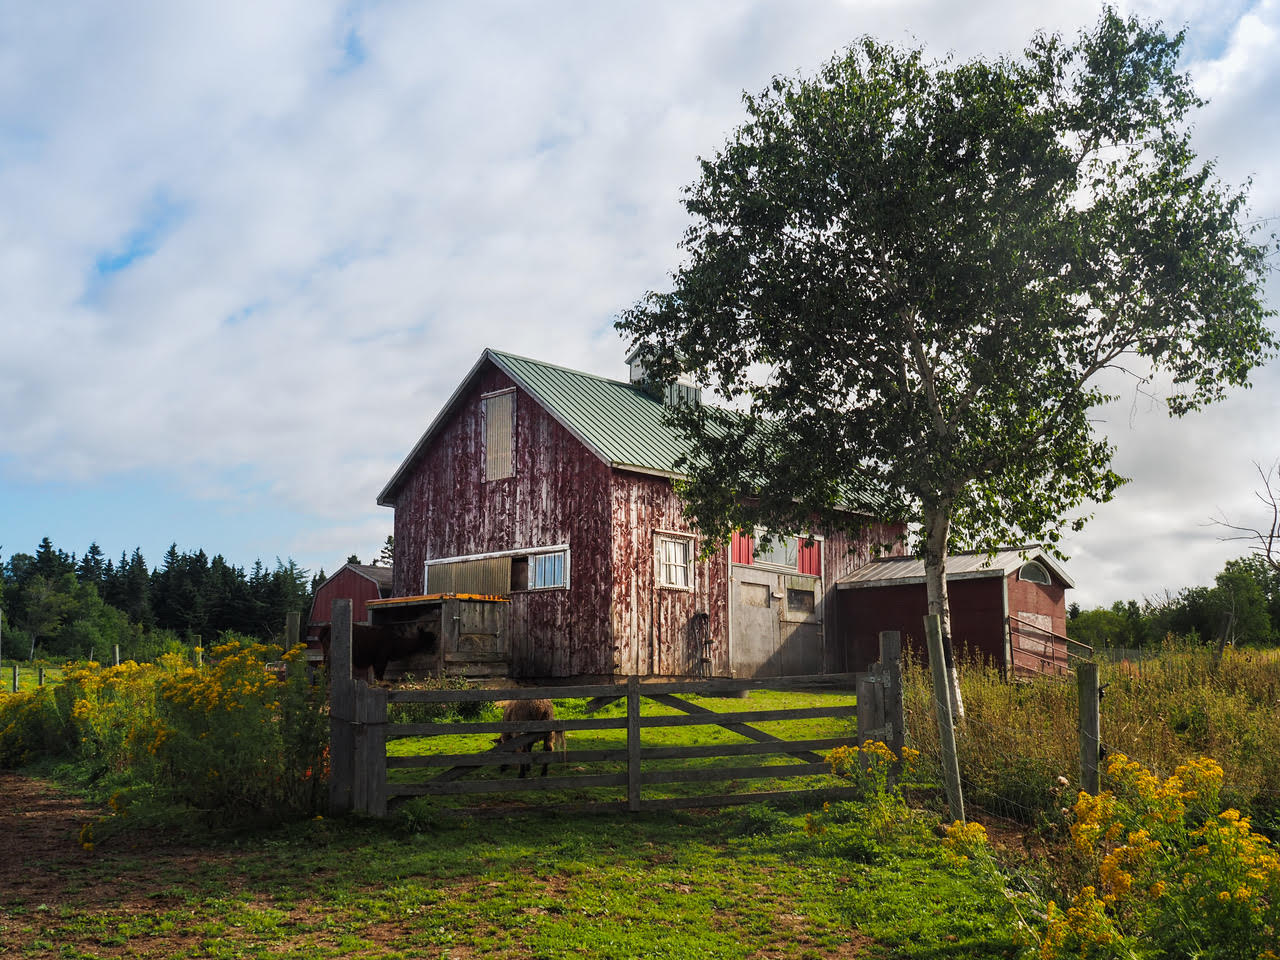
[488,350,690,475]
[377,347,890,515]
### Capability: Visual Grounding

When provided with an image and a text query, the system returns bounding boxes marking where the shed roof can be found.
[837,546,1073,590]
[319,563,393,591]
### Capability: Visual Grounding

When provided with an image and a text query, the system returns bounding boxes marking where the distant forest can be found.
[0,537,326,663]
[1068,553,1280,650]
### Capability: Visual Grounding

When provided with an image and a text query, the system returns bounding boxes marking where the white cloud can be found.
[1,0,1276,592]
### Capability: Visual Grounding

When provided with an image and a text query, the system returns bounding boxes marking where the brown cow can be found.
[316,622,437,681]
[496,698,564,778]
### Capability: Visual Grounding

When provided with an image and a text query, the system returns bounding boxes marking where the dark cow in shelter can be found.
[496,699,563,777]
[316,622,437,681]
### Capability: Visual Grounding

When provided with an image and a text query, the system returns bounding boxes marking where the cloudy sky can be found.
[1,0,1276,608]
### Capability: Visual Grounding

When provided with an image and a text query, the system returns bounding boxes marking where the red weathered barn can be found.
[836,548,1075,677]
[376,348,902,680]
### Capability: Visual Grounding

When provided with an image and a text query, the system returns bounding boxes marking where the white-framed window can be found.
[656,534,695,589]
[754,529,798,569]
[1019,561,1051,585]
[530,550,567,589]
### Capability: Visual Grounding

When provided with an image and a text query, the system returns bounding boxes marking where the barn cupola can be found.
[626,344,701,407]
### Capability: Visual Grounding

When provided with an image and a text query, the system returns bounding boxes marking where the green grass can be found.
[4,788,1017,959]
[0,662,63,694]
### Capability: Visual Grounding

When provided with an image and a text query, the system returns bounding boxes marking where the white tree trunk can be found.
[923,501,965,722]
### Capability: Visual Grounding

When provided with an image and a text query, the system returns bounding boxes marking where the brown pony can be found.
[496,698,564,778]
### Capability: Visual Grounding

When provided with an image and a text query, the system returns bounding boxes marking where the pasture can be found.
[0,770,1012,960]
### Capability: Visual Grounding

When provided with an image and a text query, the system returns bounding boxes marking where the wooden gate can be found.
[327,601,906,817]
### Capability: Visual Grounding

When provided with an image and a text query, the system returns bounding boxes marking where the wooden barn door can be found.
[730,567,823,677]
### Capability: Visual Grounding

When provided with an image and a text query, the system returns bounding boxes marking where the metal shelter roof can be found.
[837,546,1074,590]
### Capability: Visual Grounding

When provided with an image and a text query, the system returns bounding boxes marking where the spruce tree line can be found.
[0,537,320,662]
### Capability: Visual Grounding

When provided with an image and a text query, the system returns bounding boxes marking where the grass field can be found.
[2,685,1022,959]
[0,662,63,694]
[0,772,1015,960]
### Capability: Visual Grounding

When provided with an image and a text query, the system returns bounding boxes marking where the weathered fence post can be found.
[1077,660,1101,795]
[285,611,300,650]
[38,666,44,686]
[329,599,356,815]
[879,630,905,759]
[352,682,389,817]
[113,645,120,667]
[925,614,965,822]
[627,674,641,812]
[9,664,16,694]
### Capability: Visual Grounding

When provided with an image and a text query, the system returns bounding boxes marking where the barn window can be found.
[529,550,567,589]
[755,531,798,569]
[483,389,515,481]
[1019,561,1052,585]
[657,534,694,589]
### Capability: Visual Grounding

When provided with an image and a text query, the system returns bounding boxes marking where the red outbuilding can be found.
[306,563,394,638]
[836,547,1076,677]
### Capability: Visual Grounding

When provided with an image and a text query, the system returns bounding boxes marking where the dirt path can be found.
[0,772,100,906]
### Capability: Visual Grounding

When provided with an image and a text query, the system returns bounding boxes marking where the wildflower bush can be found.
[804,740,923,858]
[945,753,1280,959]
[0,636,327,824]
[145,637,328,818]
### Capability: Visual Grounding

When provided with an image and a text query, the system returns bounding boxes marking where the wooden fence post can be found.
[627,675,641,812]
[329,599,356,815]
[879,630,905,759]
[38,667,44,686]
[1077,660,1101,795]
[352,682,389,817]
[925,614,965,822]
[113,645,120,666]
[10,664,16,694]
[286,611,301,650]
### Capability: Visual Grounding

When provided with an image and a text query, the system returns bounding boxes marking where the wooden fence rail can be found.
[327,600,905,817]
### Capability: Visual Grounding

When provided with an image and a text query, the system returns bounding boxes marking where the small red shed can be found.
[836,547,1076,678]
[307,563,394,638]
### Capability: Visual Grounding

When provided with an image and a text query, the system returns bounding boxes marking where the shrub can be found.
[1033,754,1280,959]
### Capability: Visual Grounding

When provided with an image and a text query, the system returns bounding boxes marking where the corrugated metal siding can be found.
[391,363,614,678]
[840,548,1073,587]
[483,391,514,481]
[426,557,512,595]
[797,539,821,576]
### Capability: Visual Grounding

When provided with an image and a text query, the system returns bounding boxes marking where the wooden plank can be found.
[641,737,847,761]
[327,599,355,815]
[390,772,627,796]
[627,675,641,812]
[640,673,860,696]
[1077,660,1100,794]
[646,693,829,763]
[388,683,625,704]
[387,716,627,738]
[639,703,855,727]
[389,747,630,768]
[388,736,848,769]
[639,786,865,812]
[642,762,832,786]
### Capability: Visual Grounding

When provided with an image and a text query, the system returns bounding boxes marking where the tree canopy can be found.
[618,11,1274,705]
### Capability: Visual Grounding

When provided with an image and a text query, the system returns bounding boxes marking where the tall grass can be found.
[903,641,1280,830]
